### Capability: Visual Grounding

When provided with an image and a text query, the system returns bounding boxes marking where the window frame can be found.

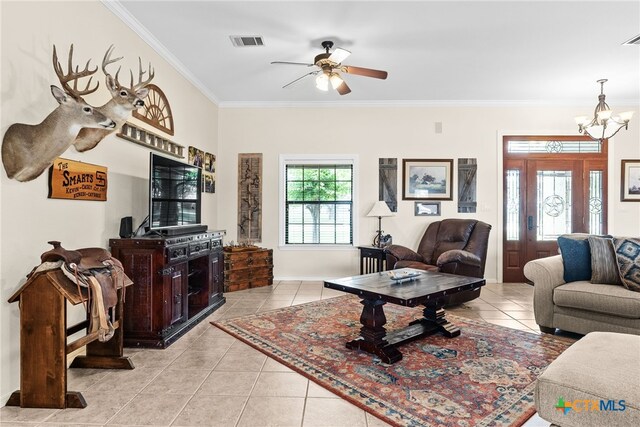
[279,154,358,250]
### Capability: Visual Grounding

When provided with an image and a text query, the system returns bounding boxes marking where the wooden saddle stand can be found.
[6,241,134,409]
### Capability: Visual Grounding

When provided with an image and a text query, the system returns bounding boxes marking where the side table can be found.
[357,246,388,274]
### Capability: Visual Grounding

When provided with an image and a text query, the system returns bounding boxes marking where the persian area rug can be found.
[213,295,572,427]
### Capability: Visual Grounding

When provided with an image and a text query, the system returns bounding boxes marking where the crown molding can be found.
[219,99,640,109]
[101,0,220,105]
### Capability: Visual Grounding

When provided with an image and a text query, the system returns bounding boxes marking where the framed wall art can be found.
[188,146,204,168]
[414,201,441,216]
[205,152,216,173]
[621,159,640,201]
[402,159,453,200]
[202,172,215,193]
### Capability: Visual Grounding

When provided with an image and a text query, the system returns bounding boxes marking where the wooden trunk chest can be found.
[224,248,273,292]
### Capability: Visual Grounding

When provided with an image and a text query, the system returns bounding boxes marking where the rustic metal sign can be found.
[238,153,262,242]
[379,158,398,212]
[48,157,107,201]
[458,158,477,213]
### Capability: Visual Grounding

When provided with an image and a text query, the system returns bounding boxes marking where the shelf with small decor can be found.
[223,245,273,292]
[116,122,184,159]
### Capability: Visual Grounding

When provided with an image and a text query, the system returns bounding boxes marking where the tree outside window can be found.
[285,164,353,245]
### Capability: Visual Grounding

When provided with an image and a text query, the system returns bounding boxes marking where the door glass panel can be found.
[589,170,604,234]
[506,169,520,241]
[507,140,601,153]
[536,171,572,241]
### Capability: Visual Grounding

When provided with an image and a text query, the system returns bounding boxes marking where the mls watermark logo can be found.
[555,396,626,415]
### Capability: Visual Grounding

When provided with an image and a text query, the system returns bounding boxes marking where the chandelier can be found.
[575,79,634,140]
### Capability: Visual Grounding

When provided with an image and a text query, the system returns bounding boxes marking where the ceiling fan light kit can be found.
[272,40,388,96]
[315,73,329,91]
[575,79,634,140]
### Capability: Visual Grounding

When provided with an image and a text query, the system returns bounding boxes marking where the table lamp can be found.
[366,201,394,248]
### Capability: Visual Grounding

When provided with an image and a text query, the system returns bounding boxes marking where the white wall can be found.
[0,1,218,400]
[218,105,640,281]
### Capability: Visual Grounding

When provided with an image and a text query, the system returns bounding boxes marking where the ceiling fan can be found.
[271,41,388,95]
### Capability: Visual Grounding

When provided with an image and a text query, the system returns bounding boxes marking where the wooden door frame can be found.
[497,134,609,283]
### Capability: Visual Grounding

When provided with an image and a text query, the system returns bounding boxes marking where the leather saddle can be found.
[40,241,132,342]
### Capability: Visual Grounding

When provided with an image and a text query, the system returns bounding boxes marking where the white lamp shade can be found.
[596,110,612,121]
[584,123,624,140]
[330,73,343,90]
[366,201,394,217]
[315,74,329,91]
[574,116,589,126]
[619,111,634,122]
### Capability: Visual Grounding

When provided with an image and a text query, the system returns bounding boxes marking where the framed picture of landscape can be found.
[415,201,441,216]
[402,159,453,200]
[621,159,640,201]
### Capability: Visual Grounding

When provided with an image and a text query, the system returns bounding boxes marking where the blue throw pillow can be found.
[558,234,593,282]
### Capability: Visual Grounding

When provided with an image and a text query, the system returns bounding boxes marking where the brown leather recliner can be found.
[385,219,492,305]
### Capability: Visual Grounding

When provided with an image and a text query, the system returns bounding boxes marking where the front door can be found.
[503,136,608,282]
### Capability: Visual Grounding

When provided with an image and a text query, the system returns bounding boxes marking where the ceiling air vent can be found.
[623,34,640,45]
[230,35,264,47]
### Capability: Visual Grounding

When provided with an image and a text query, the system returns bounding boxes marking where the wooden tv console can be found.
[109,230,225,348]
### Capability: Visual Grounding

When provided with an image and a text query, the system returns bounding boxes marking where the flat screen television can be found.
[149,153,202,231]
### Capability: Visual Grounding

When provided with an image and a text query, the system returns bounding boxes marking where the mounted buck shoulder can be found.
[74,45,154,152]
[1,45,115,182]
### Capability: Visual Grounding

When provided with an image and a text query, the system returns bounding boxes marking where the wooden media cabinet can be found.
[110,230,225,348]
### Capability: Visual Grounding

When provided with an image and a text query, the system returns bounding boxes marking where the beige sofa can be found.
[523,255,640,335]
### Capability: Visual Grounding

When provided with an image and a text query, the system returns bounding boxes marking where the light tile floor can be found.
[0,281,562,426]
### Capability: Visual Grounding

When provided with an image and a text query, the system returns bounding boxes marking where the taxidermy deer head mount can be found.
[74,45,154,152]
[1,45,115,182]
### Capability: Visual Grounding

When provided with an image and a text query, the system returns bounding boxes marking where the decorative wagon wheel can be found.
[132,84,174,136]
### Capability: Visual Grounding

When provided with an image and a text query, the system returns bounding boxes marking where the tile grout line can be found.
[300,380,310,427]
[232,353,268,427]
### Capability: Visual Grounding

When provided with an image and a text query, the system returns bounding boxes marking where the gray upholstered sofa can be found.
[523,255,640,335]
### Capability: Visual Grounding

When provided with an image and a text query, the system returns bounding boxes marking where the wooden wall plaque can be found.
[48,158,107,201]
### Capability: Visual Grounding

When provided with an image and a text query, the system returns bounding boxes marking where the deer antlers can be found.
[131,57,155,91]
[100,44,154,91]
[52,44,99,98]
[101,44,124,80]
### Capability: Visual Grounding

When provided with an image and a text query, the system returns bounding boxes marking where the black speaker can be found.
[119,216,133,238]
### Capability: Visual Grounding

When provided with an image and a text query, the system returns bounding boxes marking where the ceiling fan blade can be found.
[341,65,388,79]
[327,47,351,64]
[282,71,319,88]
[336,80,351,96]
[271,61,315,67]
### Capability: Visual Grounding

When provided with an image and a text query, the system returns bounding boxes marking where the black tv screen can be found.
[149,153,201,230]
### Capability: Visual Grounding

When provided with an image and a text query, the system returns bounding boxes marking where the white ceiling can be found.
[112,1,640,106]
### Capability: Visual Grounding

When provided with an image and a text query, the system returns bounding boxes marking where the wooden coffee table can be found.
[324,269,485,364]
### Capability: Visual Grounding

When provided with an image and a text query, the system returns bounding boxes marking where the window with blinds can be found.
[284,164,353,245]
